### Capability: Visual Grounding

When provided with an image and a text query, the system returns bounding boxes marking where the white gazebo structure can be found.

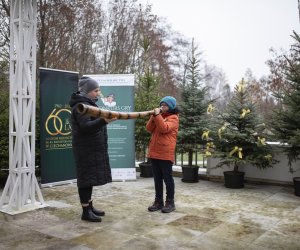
[0,0,46,214]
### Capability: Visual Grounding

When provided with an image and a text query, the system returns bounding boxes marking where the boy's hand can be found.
[153,108,161,116]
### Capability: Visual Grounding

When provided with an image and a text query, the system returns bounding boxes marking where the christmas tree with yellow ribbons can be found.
[205,79,276,173]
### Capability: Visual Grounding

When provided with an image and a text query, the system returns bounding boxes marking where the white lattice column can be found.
[0,0,46,214]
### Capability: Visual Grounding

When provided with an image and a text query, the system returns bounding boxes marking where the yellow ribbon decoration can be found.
[257,137,266,145]
[240,108,250,118]
[229,146,243,159]
[205,142,215,156]
[207,104,215,114]
[202,130,210,140]
[205,151,212,156]
[218,123,228,139]
[237,78,245,93]
[264,154,272,162]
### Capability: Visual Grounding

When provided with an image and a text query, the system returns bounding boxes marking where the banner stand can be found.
[39,68,78,186]
[86,74,136,181]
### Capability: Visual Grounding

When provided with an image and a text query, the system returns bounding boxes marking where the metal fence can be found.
[136,145,207,168]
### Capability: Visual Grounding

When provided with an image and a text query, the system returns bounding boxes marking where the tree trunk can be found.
[188,149,193,166]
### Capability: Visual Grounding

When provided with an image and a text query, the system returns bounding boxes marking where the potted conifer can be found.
[135,36,161,178]
[207,79,276,188]
[269,31,300,196]
[178,39,212,182]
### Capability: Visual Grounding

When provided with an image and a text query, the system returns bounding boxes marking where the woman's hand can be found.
[104,117,117,123]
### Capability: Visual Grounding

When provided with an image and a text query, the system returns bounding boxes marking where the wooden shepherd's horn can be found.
[76,103,158,119]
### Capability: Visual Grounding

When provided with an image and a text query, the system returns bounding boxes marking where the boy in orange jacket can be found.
[146,96,179,213]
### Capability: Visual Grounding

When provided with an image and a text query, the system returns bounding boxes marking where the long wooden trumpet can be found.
[77,103,158,119]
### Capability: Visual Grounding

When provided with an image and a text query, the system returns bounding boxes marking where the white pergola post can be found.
[0,0,46,214]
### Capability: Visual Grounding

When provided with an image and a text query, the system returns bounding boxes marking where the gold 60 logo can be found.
[45,108,72,136]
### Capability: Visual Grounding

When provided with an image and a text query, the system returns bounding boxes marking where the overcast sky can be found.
[138,0,300,86]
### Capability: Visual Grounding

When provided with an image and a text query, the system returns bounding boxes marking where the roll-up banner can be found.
[39,68,78,186]
[85,74,136,181]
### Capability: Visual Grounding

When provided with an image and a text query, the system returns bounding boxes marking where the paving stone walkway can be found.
[0,175,300,250]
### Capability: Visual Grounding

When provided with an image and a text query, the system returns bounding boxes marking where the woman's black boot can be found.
[81,205,102,222]
[89,200,105,216]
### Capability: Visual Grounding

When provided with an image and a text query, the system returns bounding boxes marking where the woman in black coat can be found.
[69,76,116,222]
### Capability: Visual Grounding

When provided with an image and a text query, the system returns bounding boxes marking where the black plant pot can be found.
[223,171,245,189]
[139,162,153,178]
[181,165,199,183]
[293,177,300,197]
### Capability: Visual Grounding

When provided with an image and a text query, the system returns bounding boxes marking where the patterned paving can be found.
[0,175,299,250]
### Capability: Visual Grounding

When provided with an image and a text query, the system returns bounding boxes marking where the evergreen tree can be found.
[178,39,211,166]
[209,79,276,172]
[270,31,300,172]
[135,37,161,162]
